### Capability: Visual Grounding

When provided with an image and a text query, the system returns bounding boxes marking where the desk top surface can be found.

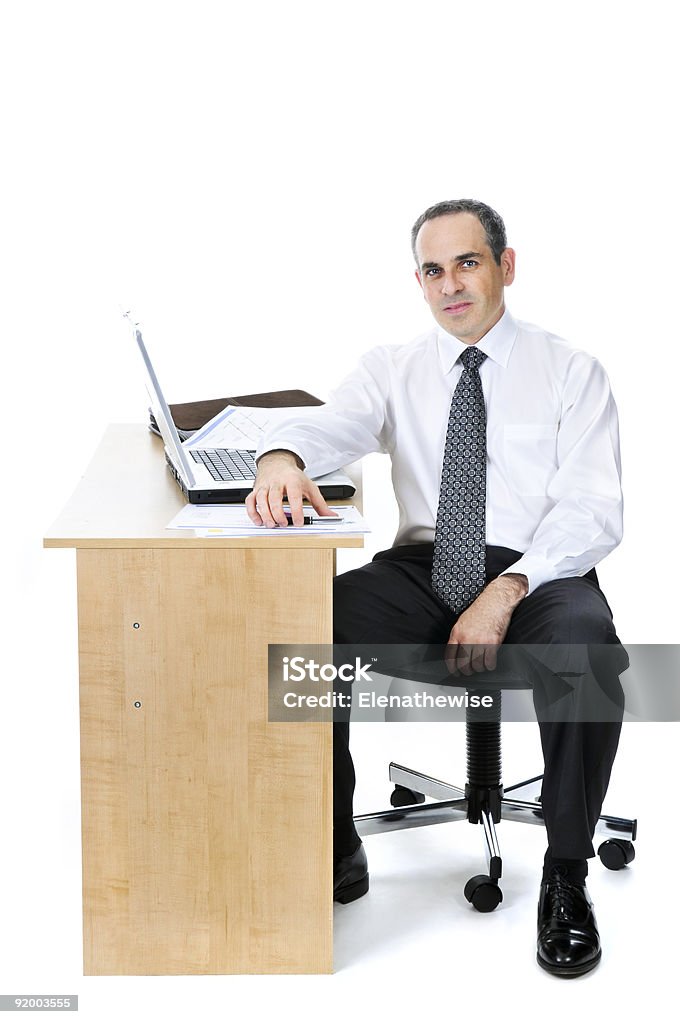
[44,424,365,550]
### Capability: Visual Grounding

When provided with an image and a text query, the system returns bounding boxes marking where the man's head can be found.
[412,199,515,344]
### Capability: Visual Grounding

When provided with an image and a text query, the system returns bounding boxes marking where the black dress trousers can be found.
[332,543,626,862]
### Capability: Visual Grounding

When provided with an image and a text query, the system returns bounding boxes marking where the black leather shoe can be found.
[333,843,369,904]
[536,867,601,977]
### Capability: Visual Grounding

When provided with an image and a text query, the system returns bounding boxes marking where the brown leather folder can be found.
[150,389,324,436]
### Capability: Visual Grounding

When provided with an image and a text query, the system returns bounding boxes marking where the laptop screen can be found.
[125,313,197,487]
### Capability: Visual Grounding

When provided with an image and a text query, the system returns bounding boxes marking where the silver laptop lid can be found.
[124,311,197,487]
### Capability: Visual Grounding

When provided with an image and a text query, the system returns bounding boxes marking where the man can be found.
[246,199,626,977]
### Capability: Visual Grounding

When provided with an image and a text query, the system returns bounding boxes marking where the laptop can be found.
[126,313,356,504]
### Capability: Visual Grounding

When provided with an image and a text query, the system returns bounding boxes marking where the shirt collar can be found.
[436,307,518,374]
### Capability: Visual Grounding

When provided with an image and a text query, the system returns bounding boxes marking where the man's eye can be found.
[461,260,478,268]
[426,268,441,277]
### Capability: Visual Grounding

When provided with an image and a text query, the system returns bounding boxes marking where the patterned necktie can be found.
[431,345,488,615]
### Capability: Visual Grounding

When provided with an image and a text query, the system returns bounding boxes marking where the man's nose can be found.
[440,270,463,295]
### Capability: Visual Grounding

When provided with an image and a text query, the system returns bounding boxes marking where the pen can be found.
[283,512,345,525]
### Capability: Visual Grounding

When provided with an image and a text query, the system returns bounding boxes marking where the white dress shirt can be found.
[256,309,623,596]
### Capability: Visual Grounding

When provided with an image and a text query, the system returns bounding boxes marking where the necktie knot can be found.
[460,346,487,373]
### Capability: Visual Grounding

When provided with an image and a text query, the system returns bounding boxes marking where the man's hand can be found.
[246,450,337,527]
[445,573,529,676]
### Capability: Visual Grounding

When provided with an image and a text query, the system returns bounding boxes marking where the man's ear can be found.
[501,247,516,286]
[414,269,423,291]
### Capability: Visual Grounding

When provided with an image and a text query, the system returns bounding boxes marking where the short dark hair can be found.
[411,199,507,266]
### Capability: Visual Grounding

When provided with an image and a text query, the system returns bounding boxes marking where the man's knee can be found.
[333,566,377,644]
[333,573,357,644]
[333,556,453,645]
[519,577,617,645]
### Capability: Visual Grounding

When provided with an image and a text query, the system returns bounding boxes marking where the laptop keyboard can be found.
[189,448,258,481]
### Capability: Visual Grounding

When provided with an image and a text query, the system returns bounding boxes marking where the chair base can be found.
[354,762,637,910]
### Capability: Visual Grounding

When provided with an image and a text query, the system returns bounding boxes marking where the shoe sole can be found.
[334,873,369,904]
[536,948,602,978]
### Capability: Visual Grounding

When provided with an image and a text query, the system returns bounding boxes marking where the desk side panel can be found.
[76,547,332,975]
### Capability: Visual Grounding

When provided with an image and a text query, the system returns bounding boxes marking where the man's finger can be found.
[470,644,487,674]
[305,481,336,518]
[456,643,475,676]
[268,484,290,527]
[254,486,277,528]
[445,641,460,676]
[483,645,498,672]
[245,490,263,526]
[286,482,305,527]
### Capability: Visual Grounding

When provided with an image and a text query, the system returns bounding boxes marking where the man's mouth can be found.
[443,301,473,314]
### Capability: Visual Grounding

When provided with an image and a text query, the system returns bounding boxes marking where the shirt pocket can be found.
[502,424,558,496]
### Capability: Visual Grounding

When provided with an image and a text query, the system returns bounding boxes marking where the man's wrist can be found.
[255,449,305,471]
[487,572,529,605]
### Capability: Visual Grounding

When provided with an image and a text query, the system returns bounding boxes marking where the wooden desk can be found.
[44,425,363,975]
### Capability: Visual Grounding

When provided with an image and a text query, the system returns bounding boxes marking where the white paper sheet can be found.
[166,504,369,536]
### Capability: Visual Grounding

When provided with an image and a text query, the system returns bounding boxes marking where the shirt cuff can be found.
[496,555,559,597]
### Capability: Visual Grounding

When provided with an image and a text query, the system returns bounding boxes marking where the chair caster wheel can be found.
[390,784,426,808]
[464,874,503,912]
[598,839,635,870]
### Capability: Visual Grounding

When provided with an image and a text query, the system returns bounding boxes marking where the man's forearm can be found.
[485,572,529,610]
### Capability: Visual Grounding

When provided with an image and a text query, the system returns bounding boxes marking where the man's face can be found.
[414,212,515,344]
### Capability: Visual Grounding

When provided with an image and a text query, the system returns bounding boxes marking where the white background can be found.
[1,0,677,1020]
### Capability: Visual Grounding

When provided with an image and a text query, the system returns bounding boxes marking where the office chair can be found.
[354,673,637,912]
